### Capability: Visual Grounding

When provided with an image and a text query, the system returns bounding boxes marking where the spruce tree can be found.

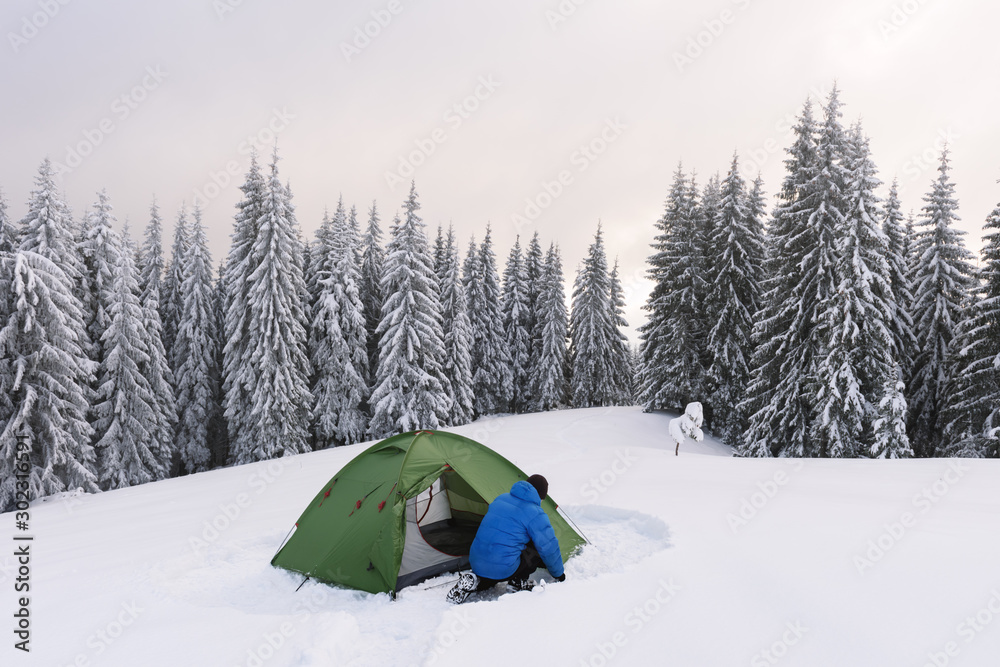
[638,166,707,413]
[883,179,916,380]
[524,231,545,408]
[467,226,513,415]
[173,208,219,473]
[501,237,532,412]
[0,249,100,508]
[310,195,369,447]
[138,200,165,307]
[224,151,313,463]
[439,226,475,425]
[705,154,764,446]
[608,259,633,404]
[137,202,177,476]
[209,264,230,467]
[941,199,1000,457]
[570,225,617,407]
[741,98,820,457]
[80,190,120,365]
[368,183,450,436]
[871,369,913,458]
[907,148,976,457]
[0,160,99,507]
[811,122,897,458]
[162,207,190,364]
[532,244,569,410]
[360,201,385,386]
[222,152,267,461]
[94,243,165,489]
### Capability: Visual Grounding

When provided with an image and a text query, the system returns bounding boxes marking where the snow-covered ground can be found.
[4,407,999,666]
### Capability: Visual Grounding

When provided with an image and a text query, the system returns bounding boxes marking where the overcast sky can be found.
[2,0,997,340]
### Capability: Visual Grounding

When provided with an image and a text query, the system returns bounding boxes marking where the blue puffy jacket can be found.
[469,480,564,579]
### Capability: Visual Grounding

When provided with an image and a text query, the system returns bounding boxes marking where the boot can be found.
[446,572,479,604]
[506,577,536,593]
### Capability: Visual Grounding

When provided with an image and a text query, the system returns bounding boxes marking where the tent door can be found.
[395,474,483,590]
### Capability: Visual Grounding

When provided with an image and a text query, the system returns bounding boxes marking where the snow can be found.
[5,406,1000,666]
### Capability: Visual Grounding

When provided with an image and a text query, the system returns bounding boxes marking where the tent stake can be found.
[295,576,310,592]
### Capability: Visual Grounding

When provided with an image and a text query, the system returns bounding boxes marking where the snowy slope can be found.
[4,407,1000,667]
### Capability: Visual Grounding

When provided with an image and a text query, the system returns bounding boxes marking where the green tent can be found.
[271,430,585,594]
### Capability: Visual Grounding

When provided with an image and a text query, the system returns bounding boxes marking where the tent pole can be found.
[558,507,591,545]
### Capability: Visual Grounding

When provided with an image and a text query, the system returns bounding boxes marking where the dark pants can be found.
[475,544,542,590]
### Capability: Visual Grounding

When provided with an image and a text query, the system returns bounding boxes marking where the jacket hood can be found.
[510,480,542,505]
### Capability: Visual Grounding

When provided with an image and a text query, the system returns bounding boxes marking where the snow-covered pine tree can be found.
[162,206,190,364]
[173,207,219,474]
[0,191,13,254]
[94,240,165,489]
[697,174,722,334]
[238,152,313,462]
[222,151,267,461]
[741,98,821,458]
[531,243,569,411]
[501,237,531,412]
[209,263,230,467]
[871,368,913,458]
[570,225,617,407]
[0,251,100,509]
[360,201,386,386]
[433,224,448,282]
[638,165,707,413]
[307,203,340,310]
[138,200,165,306]
[439,226,475,426]
[368,183,450,436]
[80,190,121,366]
[524,231,545,410]
[883,179,917,383]
[608,259,633,405]
[970,199,1000,457]
[811,121,896,458]
[136,201,177,476]
[0,160,99,507]
[467,226,513,415]
[705,153,764,446]
[309,194,369,447]
[906,148,976,457]
[941,197,1000,457]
